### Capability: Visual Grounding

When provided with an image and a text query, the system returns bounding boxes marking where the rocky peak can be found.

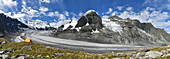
[108,15,123,21]
[75,10,103,30]
[83,10,99,16]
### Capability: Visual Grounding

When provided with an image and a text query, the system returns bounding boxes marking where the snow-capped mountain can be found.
[53,10,170,46]
[25,19,51,30]
[0,13,29,40]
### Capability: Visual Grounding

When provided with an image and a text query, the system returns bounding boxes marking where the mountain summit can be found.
[75,10,103,31]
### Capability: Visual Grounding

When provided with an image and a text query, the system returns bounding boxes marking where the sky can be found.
[0,0,170,33]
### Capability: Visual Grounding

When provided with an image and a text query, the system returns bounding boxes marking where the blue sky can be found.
[0,0,170,33]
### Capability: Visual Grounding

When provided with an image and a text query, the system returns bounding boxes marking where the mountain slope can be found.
[0,13,29,41]
[53,10,170,46]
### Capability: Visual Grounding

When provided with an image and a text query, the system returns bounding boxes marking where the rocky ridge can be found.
[0,13,29,41]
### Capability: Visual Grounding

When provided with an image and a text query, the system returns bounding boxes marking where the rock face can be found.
[53,10,170,46]
[75,10,103,30]
[0,13,29,41]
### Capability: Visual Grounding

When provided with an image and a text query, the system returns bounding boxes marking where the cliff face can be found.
[53,10,170,46]
[0,13,29,40]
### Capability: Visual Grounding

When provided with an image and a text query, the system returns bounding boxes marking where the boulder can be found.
[0,50,4,54]
[1,41,7,45]
[17,56,25,59]
[117,53,124,55]
[0,45,2,48]
[145,51,163,58]
[16,54,30,59]
[0,54,9,59]
[22,46,32,50]
[37,55,41,57]
[136,52,145,58]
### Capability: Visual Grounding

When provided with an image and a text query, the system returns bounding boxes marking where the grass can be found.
[0,38,170,59]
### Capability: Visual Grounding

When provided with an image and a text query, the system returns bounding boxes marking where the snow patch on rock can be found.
[91,29,100,34]
[102,18,122,32]
[63,19,78,30]
[84,10,99,16]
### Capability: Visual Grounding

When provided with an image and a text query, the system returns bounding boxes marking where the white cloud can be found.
[47,11,66,20]
[0,10,12,16]
[115,7,170,29]
[0,0,17,9]
[105,8,113,14]
[78,12,83,16]
[39,6,49,12]
[41,0,50,3]
[111,11,118,16]
[58,14,66,20]
[126,7,133,11]
[143,0,170,10]
[47,12,54,17]
[10,12,26,19]
[50,19,70,28]
[64,11,69,16]
[22,0,26,6]
[117,6,123,10]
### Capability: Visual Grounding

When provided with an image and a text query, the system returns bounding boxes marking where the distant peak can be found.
[84,10,99,16]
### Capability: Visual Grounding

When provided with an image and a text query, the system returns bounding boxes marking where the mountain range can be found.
[0,10,170,46]
[53,10,170,46]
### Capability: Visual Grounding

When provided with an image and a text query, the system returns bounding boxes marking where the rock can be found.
[10,56,16,59]
[117,53,124,55]
[1,41,7,44]
[0,48,12,54]
[32,56,35,58]
[46,46,51,48]
[54,53,64,55]
[112,57,125,59]
[105,57,109,59]
[162,54,167,57]
[22,46,32,50]
[161,50,168,53]
[131,54,136,58]
[145,51,163,58]
[166,49,170,53]
[46,55,49,58]
[17,56,25,59]
[75,16,88,27]
[75,10,103,30]
[0,50,4,54]
[0,45,2,48]
[0,54,9,59]
[136,52,145,58]
[16,54,29,59]
[5,48,12,52]
[138,56,150,59]
[125,53,132,55]
[37,55,41,57]
[138,48,150,52]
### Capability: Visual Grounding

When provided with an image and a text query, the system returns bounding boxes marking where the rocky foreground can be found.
[0,38,170,59]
